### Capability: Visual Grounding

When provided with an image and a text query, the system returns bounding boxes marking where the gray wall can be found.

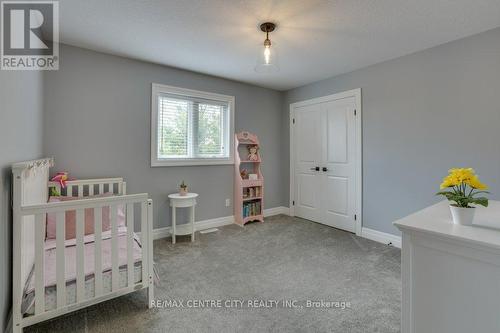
[284,27,500,235]
[44,44,284,229]
[0,70,44,331]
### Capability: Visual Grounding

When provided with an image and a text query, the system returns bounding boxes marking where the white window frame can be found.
[151,83,235,167]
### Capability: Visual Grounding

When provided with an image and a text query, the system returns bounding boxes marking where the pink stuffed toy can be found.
[51,172,70,188]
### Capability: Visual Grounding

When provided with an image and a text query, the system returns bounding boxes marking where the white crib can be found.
[11,158,154,332]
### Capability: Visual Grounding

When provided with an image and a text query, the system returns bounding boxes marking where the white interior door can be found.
[293,104,323,223]
[292,91,360,234]
[322,97,357,232]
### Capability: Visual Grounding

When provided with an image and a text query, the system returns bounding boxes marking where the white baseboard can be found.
[361,227,401,248]
[264,206,290,217]
[152,215,233,240]
[153,206,290,240]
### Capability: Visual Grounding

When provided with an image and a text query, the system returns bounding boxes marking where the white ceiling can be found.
[58,0,500,90]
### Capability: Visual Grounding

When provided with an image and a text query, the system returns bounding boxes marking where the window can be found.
[151,83,235,166]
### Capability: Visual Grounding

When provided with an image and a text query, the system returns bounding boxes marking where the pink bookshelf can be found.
[234,131,264,225]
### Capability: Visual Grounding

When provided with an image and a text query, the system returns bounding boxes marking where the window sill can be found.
[151,158,234,167]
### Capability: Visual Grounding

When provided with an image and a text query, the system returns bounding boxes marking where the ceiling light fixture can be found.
[255,22,279,73]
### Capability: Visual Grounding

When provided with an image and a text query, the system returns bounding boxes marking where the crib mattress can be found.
[22,263,142,316]
[22,227,144,316]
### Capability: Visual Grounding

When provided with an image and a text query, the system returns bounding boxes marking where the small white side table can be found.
[168,193,198,244]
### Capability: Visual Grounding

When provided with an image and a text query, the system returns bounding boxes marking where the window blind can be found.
[157,93,229,159]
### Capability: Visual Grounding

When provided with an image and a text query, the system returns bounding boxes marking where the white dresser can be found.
[394,201,500,333]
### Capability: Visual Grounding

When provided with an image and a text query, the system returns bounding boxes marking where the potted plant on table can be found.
[437,168,489,225]
[179,180,188,196]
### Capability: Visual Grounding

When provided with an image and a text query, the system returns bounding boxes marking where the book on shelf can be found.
[243,186,262,199]
[242,200,261,218]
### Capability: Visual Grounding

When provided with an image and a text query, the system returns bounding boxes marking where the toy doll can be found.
[248,145,259,161]
[51,172,69,188]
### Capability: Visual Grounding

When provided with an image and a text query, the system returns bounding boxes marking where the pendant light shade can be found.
[255,22,279,73]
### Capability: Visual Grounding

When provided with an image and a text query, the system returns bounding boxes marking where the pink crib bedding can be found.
[23,226,143,307]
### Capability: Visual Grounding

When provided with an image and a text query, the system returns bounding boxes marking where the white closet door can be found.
[293,103,323,223]
[321,97,356,232]
[292,91,359,234]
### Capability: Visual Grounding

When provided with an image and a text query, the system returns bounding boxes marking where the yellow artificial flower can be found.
[438,167,489,208]
[439,167,488,190]
[467,175,488,190]
[440,176,456,189]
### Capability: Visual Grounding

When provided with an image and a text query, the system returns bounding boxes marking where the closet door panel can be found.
[322,97,356,232]
[294,104,323,223]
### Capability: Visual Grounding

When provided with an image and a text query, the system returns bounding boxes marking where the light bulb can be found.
[255,24,279,73]
[264,46,271,64]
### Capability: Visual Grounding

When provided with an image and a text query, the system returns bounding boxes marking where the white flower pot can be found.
[449,205,476,226]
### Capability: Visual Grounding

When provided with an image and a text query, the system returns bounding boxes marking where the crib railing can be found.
[48,177,126,196]
[15,193,153,327]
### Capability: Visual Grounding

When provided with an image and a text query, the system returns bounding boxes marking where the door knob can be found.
[322,167,328,172]
[310,167,320,171]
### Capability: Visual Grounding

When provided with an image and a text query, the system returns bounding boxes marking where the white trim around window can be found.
[151,83,235,167]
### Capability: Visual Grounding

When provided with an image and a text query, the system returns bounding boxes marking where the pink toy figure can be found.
[248,145,259,161]
[51,172,69,188]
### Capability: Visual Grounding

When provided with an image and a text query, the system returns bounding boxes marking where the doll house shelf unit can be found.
[234,131,264,225]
